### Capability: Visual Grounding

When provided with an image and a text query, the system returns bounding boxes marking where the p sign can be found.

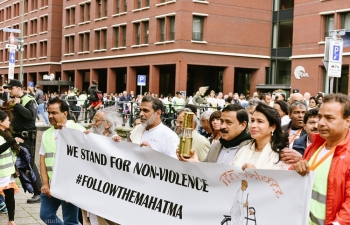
[333,45,340,61]
[329,39,343,63]
[137,75,146,86]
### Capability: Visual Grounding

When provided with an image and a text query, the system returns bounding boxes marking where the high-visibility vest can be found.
[42,120,85,180]
[21,94,37,107]
[309,148,333,225]
[0,136,15,178]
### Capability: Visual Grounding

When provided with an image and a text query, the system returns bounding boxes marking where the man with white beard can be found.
[127,96,179,158]
[82,107,122,225]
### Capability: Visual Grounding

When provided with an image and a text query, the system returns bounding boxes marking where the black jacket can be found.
[12,94,37,132]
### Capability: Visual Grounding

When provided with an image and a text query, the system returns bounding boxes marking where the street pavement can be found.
[0,110,132,224]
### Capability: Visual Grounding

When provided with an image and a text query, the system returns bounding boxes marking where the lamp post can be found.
[19,0,24,83]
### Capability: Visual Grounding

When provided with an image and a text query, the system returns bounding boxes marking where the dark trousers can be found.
[20,137,42,195]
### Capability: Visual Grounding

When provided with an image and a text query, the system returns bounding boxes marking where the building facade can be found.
[0,0,348,97]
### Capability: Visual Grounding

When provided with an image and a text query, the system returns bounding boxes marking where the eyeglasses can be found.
[91,119,105,124]
[306,121,318,125]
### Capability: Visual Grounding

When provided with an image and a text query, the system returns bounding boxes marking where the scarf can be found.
[0,129,20,155]
[219,130,251,148]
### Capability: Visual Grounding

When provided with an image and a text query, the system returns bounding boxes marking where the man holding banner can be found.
[128,96,179,158]
[178,104,251,164]
[293,93,350,224]
[39,97,85,225]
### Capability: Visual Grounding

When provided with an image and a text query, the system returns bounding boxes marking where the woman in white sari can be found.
[231,103,289,170]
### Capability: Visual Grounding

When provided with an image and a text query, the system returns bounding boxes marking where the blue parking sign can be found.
[333,45,340,61]
[137,75,146,86]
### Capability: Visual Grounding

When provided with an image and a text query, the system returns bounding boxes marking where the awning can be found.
[255,84,291,89]
[37,80,74,86]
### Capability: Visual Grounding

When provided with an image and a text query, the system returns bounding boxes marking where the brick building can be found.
[0,0,348,97]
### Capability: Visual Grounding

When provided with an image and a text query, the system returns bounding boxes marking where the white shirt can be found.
[289,129,301,148]
[216,146,239,165]
[141,123,179,158]
[39,129,59,155]
[281,115,291,126]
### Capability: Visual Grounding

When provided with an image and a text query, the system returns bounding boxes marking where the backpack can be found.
[67,95,77,105]
[95,90,103,101]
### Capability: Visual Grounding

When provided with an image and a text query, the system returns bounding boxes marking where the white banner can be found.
[51,128,313,225]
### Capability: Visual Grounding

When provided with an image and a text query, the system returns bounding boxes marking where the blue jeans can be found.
[40,194,79,225]
[38,103,49,124]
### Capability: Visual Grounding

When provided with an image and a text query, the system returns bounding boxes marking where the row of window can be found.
[324,12,350,38]
[0,0,49,23]
[66,0,206,26]
[0,41,47,62]
[0,16,49,42]
[64,15,205,54]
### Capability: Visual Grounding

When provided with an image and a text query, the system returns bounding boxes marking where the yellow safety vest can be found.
[21,94,37,107]
[0,136,15,178]
[42,120,85,180]
[309,148,333,225]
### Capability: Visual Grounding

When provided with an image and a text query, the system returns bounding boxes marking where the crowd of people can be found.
[0,78,348,225]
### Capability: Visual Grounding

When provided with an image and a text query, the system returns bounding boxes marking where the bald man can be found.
[288,93,304,105]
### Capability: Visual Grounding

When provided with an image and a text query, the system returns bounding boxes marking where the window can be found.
[29,43,37,58]
[143,21,149,44]
[31,0,38,11]
[0,30,3,42]
[80,2,91,22]
[23,22,28,36]
[121,25,126,46]
[96,0,108,18]
[134,22,140,45]
[66,7,76,26]
[0,9,4,22]
[40,16,48,32]
[159,18,165,42]
[24,0,28,13]
[0,49,3,62]
[5,6,11,20]
[272,20,293,48]
[324,14,334,38]
[169,16,175,40]
[268,60,291,84]
[113,26,119,47]
[23,44,27,59]
[124,0,127,12]
[79,32,90,51]
[95,29,107,49]
[273,0,294,11]
[192,16,204,41]
[157,15,175,42]
[13,3,20,17]
[342,12,350,30]
[30,19,38,35]
[41,0,48,7]
[114,0,127,14]
[39,41,47,57]
[65,35,75,54]
[135,0,149,9]
[13,24,19,30]
[133,21,148,45]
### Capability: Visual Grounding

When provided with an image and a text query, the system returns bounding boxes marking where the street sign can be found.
[8,48,15,79]
[14,37,24,43]
[2,27,21,33]
[5,44,17,49]
[327,62,342,78]
[137,75,146,86]
[327,38,343,77]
